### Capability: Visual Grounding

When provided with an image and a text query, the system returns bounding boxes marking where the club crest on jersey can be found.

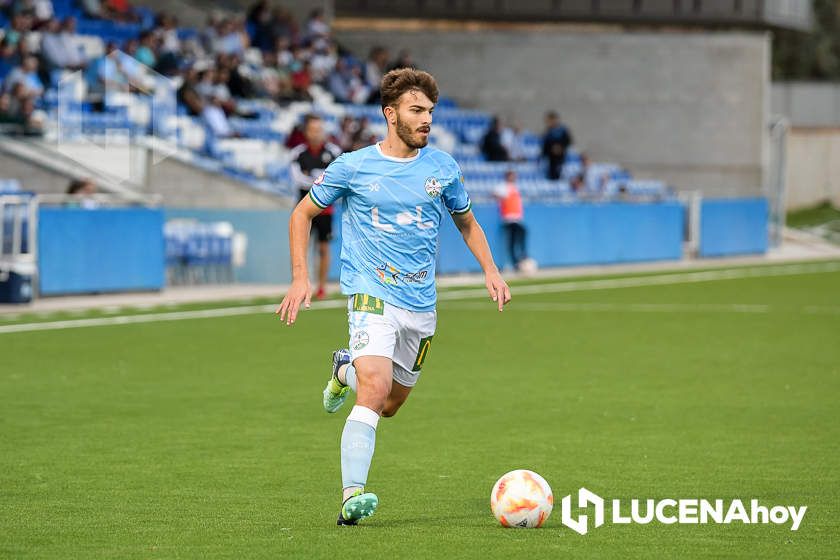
[424,177,442,198]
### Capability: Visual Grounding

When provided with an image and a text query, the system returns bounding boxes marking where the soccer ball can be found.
[490,469,553,528]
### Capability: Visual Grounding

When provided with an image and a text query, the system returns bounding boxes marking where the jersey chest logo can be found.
[424,176,442,198]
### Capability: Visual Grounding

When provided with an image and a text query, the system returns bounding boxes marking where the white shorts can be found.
[347,294,437,388]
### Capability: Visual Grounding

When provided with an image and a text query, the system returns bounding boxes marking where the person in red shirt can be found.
[493,169,528,270]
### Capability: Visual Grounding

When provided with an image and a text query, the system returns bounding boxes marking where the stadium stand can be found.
[1,0,673,204]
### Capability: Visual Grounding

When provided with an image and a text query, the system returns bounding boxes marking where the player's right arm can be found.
[276,152,352,325]
[275,195,324,325]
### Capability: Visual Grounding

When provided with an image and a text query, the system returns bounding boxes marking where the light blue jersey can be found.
[308,143,471,312]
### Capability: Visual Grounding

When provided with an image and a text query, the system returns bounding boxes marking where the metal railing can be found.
[0,193,38,289]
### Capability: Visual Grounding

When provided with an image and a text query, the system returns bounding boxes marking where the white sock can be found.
[340,364,358,392]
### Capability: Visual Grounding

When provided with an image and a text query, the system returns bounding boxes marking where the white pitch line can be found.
[443,302,772,313]
[1,261,839,334]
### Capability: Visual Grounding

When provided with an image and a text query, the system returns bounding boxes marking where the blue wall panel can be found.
[699,198,768,257]
[38,208,165,295]
[436,201,684,274]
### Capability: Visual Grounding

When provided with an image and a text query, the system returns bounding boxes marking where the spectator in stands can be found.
[269,6,298,47]
[0,81,44,135]
[195,67,216,101]
[364,45,388,103]
[105,0,140,23]
[40,17,87,76]
[247,0,274,52]
[201,91,238,139]
[200,12,222,54]
[274,35,293,68]
[66,178,98,208]
[157,13,181,54]
[284,121,305,149]
[3,55,43,97]
[258,50,293,104]
[481,117,509,162]
[215,17,249,56]
[79,0,104,19]
[578,152,608,192]
[87,42,128,101]
[328,57,368,104]
[289,113,342,299]
[493,170,528,270]
[305,8,330,41]
[177,65,204,116]
[118,42,145,83]
[542,110,573,180]
[570,173,585,195]
[336,114,357,151]
[290,59,313,101]
[327,57,352,104]
[350,116,376,151]
[133,30,157,68]
[501,123,528,162]
[1,13,30,55]
[29,0,54,28]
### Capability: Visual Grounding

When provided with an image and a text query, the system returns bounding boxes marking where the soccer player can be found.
[277,68,511,526]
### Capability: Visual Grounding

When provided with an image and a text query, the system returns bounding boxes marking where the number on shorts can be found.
[412,336,434,372]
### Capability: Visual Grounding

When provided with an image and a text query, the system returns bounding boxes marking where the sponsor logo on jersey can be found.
[352,294,384,315]
[313,171,325,186]
[375,263,429,286]
[376,263,401,286]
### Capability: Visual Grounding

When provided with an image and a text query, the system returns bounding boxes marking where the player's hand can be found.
[276,278,312,325]
[485,270,511,312]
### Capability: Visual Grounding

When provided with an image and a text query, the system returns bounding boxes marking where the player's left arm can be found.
[452,210,511,312]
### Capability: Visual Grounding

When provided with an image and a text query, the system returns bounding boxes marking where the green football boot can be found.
[337,488,379,526]
[323,349,351,413]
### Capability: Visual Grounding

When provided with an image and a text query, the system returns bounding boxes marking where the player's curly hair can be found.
[380,68,439,113]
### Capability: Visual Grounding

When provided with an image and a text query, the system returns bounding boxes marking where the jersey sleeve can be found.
[308,153,351,208]
[442,161,472,215]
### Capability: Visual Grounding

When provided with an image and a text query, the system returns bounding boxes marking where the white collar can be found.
[376,142,421,162]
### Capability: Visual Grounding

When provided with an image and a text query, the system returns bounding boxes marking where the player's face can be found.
[393,90,434,149]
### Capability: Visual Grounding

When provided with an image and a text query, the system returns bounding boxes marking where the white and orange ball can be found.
[490,469,553,528]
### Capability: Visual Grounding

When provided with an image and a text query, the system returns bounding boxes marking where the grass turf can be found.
[1,265,839,558]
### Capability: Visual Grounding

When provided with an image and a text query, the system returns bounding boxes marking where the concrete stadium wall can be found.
[0,140,289,209]
[784,128,840,211]
[149,157,289,209]
[772,82,840,128]
[335,27,770,198]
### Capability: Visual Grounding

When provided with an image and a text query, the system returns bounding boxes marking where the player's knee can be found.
[357,375,391,404]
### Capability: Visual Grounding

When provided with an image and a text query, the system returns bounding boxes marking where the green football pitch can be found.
[2,261,839,558]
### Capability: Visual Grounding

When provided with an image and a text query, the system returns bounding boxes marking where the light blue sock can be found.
[341,405,379,490]
[344,364,358,392]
